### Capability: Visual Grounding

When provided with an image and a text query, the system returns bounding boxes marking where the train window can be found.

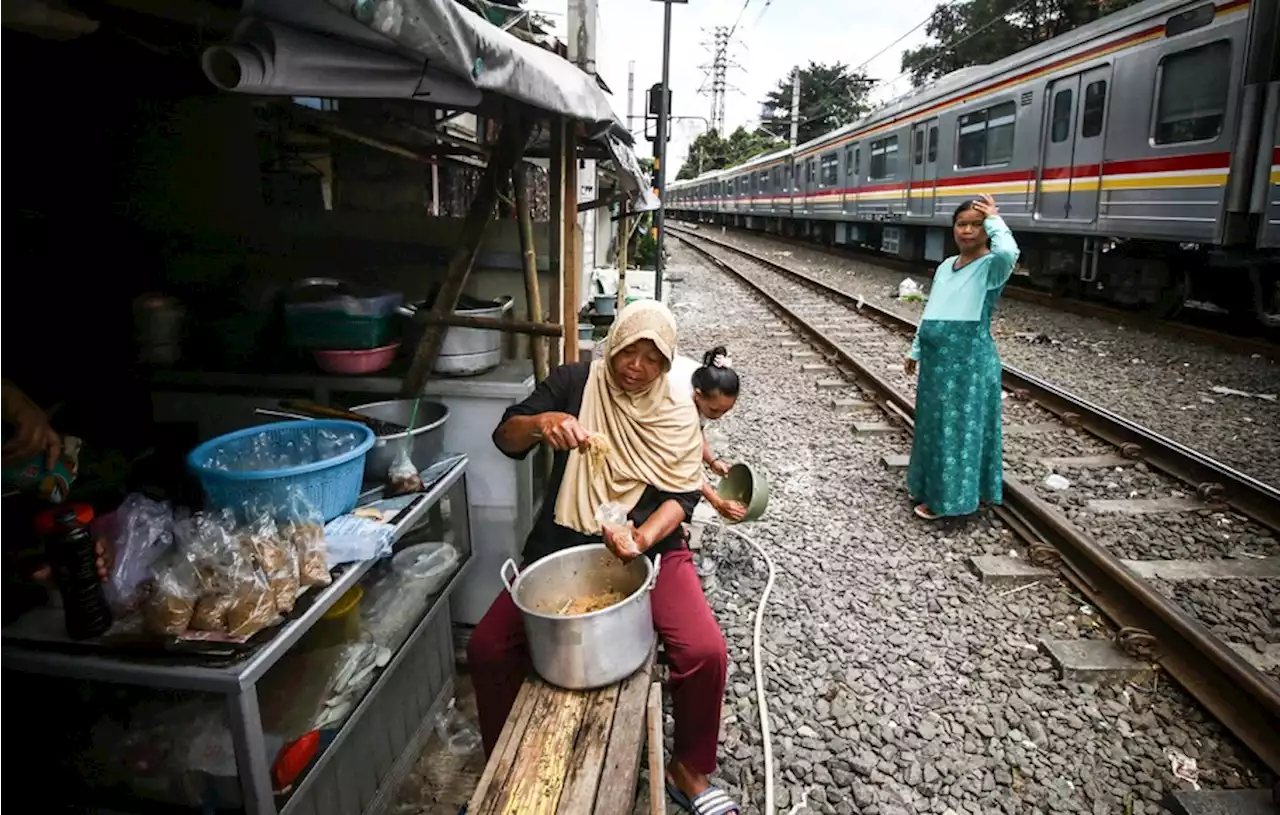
[956,100,1016,168]
[820,154,839,186]
[855,146,861,175]
[913,130,925,165]
[927,126,938,162]
[869,136,899,180]
[1154,40,1230,144]
[845,146,855,177]
[1166,2,1215,37]
[1082,80,1107,138]
[1051,88,1073,143]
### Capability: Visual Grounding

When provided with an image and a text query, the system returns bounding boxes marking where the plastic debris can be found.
[1210,385,1277,401]
[1168,750,1200,789]
[433,698,481,757]
[1043,474,1071,491]
[897,277,924,301]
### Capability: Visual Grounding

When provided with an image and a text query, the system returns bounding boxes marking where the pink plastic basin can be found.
[312,343,401,375]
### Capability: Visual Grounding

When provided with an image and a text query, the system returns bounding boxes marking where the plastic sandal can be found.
[666,778,741,815]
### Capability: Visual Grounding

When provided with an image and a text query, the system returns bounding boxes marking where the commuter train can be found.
[667,0,1280,324]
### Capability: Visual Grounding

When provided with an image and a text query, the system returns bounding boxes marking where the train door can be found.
[1037,65,1111,222]
[843,143,860,216]
[908,119,939,216]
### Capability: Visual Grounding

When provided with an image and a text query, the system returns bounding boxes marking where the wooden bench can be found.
[467,647,664,815]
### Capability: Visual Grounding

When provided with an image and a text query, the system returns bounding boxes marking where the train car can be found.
[668,0,1280,323]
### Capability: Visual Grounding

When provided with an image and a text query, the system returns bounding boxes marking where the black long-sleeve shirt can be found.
[495,363,699,566]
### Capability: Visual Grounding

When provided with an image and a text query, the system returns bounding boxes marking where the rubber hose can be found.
[718,524,777,815]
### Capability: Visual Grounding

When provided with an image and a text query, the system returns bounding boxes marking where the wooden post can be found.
[647,682,666,815]
[562,129,581,364]
[616,197,628,313]
[401,114,534,396]
[514,164,550,382]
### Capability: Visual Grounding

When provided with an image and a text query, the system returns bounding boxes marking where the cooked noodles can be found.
[555,589,629,616]
[582,433,611,473]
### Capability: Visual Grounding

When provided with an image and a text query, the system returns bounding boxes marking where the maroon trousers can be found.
[467,546,727,775]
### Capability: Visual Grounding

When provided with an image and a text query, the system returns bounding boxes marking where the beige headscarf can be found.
[554,299,704,534]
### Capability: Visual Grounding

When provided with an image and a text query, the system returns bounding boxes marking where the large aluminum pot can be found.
[350,399,449,481]
[403,295,514,377]
[501,544,659,690]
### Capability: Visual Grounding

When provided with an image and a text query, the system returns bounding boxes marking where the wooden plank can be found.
[416,312,563,337]
[562,128,581,363]
[647,682,667,815]
[470,681,539,815]
[401,115,535,396]
[555,684,623,814]
[593,650,656,813]
[495,684,590,815]
[1086,497,1227,515]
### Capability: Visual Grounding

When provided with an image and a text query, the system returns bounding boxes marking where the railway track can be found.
[675,221,1280,359]
[668,224,1280,779]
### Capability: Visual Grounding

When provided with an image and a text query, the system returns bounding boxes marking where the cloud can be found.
[529,0,938,177]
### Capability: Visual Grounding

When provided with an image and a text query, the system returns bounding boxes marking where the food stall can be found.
[3,414,473,814]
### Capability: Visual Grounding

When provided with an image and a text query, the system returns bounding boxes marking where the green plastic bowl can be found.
[715,463,769,523]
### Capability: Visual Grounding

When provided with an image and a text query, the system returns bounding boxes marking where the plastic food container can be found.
[392,543,459,596]
[311,343,400,375]
[301,585,364,651]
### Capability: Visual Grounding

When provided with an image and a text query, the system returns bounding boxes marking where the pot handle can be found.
[646,554,662,592]
[500,558,519,594]
[498,294,515,314]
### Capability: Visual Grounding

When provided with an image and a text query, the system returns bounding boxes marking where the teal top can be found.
[909,215,1020,361]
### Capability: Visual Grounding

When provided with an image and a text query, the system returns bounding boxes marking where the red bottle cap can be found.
[33,503,95,536]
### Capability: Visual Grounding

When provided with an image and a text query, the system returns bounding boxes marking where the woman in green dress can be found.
[904,194,1019,520]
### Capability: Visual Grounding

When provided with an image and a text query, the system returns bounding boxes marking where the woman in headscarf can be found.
[470,300,740,815]
[904,194,1019,520]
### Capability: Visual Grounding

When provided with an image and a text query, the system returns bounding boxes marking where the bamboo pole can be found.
[401,114,534,396]
[616,197,628,313]
[415,312,562,337]
[514,165,550,381]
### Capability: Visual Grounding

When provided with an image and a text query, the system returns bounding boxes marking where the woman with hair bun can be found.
[669,346,746,521]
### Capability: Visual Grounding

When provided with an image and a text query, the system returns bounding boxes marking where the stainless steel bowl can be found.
[350,399,449,482]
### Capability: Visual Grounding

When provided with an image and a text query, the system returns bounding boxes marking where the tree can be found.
[675,127,784,180]
[900,0,1142,87]
[759,62,873,147]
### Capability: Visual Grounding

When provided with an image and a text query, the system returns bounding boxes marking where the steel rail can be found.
[673,229,1280,775]
[670,225,1280,531]
[672,221,1280,359]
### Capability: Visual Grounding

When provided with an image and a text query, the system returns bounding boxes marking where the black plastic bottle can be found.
[38,506,113,639]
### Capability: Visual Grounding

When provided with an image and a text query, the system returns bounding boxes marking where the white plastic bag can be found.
[595,501,638,557]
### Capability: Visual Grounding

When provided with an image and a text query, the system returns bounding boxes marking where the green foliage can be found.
[900,0,1143,87]
[675,126,785,181]
[759,62,873,147]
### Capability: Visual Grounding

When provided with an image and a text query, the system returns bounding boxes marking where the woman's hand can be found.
[31,538,114,584]
[602,521,643,561]
[904,358,917,376]
[535,412,591,451]
[972,193,999,219]
[710,458,732,477]
[714,496,747,522]
[2,382,61,469]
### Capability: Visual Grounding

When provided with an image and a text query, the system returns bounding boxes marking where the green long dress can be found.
[906,215,1019,517]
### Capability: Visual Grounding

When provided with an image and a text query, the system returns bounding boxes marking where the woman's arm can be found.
[635,499,688,552]
[491,365,588,457]
[983,215,1020,288]
[701,433,715,467]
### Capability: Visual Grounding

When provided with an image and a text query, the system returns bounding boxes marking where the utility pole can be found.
[708,26,729,133]
[651,0,683,304]
[788,67,801,149]
[627,60,636,134]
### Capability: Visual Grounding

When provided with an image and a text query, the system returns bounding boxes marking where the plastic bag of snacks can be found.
[280,487,331,587]
[144,554,199,636]
[225,558,277,640]
[238,497,299,614]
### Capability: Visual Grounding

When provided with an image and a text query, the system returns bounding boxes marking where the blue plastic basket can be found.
[186,420,376,522]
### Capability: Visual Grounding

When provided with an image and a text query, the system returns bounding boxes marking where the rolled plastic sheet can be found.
[201,17,481,108]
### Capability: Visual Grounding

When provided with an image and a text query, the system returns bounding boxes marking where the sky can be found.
[527,0,941,178]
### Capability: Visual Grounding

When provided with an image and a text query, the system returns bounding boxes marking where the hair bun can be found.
[701,345,728,368]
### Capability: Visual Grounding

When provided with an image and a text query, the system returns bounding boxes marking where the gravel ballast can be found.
[661,241,1275,815]
[675,225,1280,490]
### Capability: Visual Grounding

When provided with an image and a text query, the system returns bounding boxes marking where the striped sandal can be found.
[914,504,939,520]
[666,779,740,815]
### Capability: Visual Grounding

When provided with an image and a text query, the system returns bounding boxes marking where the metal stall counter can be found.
[2,455,473,815]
